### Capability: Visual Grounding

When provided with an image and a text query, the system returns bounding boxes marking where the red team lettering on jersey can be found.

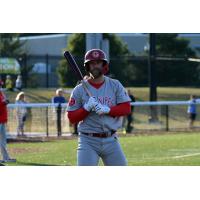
[97,96,114,107]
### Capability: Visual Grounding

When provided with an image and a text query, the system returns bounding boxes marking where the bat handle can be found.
[81,80,92,97]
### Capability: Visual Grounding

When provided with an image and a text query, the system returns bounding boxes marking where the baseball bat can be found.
[63,51,92,97]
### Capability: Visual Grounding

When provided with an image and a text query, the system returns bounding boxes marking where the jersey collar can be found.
[88,79,105,89]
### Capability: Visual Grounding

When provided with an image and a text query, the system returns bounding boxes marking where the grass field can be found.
[4,132,200,166]
[3,87,200,166]
[5,87,200,134]
[5,86,200,103]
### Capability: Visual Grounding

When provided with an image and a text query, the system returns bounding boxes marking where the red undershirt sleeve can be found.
[68,108,90,124]
[68,102,131,123]
[109,102,131,117]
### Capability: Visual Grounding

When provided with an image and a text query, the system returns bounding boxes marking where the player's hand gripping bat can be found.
[63,51,92,97]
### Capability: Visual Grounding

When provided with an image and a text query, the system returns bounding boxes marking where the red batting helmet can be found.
[84,49,109,74]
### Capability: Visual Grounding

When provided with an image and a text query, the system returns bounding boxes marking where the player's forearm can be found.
[109,102,131,117]
[67,108,90,124]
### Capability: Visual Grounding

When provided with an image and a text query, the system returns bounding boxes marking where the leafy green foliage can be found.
[57,33,199,87]
[156,34,198,86]
[156,34,195,57]
[57,34,86,86]
[103,33,134,85]
[0,33,24,57]
[131,34,199,86]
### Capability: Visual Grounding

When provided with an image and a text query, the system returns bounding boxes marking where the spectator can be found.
[5,75,13,91]
[126,89,136,133]
[187,95,200,129]
[52,88,67,136]
[15,92,27,137]
[0,84,16,163]
[15,75,22,91]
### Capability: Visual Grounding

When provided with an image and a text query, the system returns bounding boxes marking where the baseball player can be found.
[67,49,131,166]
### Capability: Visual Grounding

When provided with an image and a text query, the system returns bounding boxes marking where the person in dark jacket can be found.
[126,90,136,133]
[52,89,67,136]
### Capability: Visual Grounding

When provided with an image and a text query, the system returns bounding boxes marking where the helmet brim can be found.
[84,59,108,65]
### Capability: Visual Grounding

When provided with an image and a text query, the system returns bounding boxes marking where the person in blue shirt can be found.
[52,89,67,136]
[187,95,199,129]
[52,89,67,104]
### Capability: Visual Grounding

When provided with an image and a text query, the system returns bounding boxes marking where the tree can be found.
[156,34,195,57]
[0,33,24,57]
[156,34,198,86]
[131,34,199,86]
[57,33,133,87]
[103,34,134,86]
[0,33,27,87]
[57,34,86,87]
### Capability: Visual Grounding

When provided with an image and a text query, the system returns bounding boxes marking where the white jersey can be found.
[67,76,131,133]
[15,79,22,88]
[15,100,27,117]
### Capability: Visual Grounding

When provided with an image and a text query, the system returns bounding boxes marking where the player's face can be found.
[20,94,25,100]
[88,60,104,78]
[58,91,63,96]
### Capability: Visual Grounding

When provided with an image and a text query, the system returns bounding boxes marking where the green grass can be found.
[6,139,77,166]
[4,132,200,166]
[6,87,200,133]
[5,88,73,103]
[4,87,200,166]
[5,86,200,103]
[128,86,200,101]
[123,133,200,165]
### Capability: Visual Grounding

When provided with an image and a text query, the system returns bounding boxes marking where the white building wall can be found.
[19,33,200,56]
[20,34,70,56]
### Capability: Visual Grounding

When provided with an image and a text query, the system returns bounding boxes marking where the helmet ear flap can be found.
[84,62,109,74]
[84,62,109,73]
[85,64,90,72]
[102,63,109,74]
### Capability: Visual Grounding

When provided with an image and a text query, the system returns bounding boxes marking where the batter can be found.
[67,49,131,166]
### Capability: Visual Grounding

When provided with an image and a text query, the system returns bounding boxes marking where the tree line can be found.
[58,33,200,87]
[1,33,199,87]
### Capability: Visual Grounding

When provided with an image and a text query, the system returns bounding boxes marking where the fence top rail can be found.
[8,103,67,108]
[132,101,200,106]
[7,100,200,108]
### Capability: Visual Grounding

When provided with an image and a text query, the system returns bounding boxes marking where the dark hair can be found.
[191,95,196,99]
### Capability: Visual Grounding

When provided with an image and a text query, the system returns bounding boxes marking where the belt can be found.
[81,131,116,138]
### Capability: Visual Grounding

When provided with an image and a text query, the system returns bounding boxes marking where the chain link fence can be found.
[6,101,200,138]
